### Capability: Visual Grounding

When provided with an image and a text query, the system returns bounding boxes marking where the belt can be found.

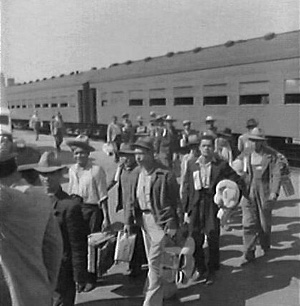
[140,209,152,214]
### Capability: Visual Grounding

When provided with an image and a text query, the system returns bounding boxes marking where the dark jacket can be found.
[181,156,246,233]
[125,161,179,230]
[53,188,87,288]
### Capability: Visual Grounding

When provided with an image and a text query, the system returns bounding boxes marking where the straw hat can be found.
[33,151,66,173]
[248,127,266,141]
[182,120,191,126]
[205,115,216,122]
[66,135,95,152]
[165,115,176,122]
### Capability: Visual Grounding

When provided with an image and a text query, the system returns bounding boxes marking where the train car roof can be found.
[7,30,300,90]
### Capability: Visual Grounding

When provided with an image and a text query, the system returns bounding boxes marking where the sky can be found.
[1,0,299,83]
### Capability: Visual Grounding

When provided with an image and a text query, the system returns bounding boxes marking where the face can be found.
[206,120,214,128]
[199,139,214,158]
[73,147,90,166]
[120,154,135,167]
[135,148,153,167]
[184,124,191,131]
[39,170,62,194]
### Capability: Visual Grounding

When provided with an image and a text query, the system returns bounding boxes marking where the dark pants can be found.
[53,282,76,306]
[129,225,147,272]
[191,227,220,274]
[81,204,104,283]
[54,131,63,151]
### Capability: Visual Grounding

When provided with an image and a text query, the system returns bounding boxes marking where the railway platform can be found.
[12,130,300,306]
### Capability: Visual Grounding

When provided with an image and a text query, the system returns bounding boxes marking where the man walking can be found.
[125,137,180,306]
[181,134,245,284]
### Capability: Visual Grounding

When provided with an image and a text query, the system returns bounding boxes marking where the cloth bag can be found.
[102,142,115,156]
[114,231,137,263]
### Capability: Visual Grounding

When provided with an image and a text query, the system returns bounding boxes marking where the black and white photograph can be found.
[1,1,299,305]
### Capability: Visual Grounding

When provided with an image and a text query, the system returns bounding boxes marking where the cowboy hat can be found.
[33,151,66,173]
[248,127,266,141]
[118,143,136,155]
[65,135,95,152]
[218,128,232,138]
[205,115,216,122]
[132,137,154,152]
[121,112,129,118]
[182,120,191,126]
[246,118,258,128]
[165,115,176,121]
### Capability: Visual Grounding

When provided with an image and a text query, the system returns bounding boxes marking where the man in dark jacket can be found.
[34,151,88,305]
[181,134,246,285]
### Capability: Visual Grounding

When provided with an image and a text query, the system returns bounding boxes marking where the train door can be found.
[77,82,98,124]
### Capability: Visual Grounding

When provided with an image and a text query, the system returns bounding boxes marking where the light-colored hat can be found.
[149,111,156,118]
[183,120,191,126]
[0,134,17,162]
[205,115,216,122]
[214,179,240,209]
[248,127,266,141]
[136,115,143,122]
[165,115,176,121]
[66,135,95,152]
[34,151,66,173]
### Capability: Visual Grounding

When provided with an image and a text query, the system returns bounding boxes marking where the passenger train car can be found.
[5,30,300,156]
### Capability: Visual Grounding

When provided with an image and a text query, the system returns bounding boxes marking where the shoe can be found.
[205,272,216,285]
[83,282,96,292]
[239,253,255,267]
[193,270,208,283]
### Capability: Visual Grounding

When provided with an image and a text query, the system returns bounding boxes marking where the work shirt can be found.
[136,169,152,211]
[194,156,215,189]
[68,161,108,205]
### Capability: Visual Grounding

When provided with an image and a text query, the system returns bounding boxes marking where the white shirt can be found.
[68,161,108,205]
[136,169,152,210]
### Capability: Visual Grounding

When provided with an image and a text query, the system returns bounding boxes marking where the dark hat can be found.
[118,143,136,155]
[218,128,232,138]
[151,115,164,122]
[246,118,258,128]
[248,127,266,141]
[34,151,66,173]
[65,135,95,152]
[133,137,154,152]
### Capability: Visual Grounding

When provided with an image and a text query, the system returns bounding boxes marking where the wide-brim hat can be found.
[165,115,176,122]
[0,135,17,162]
[121,112,129,118]
[205,115,216,122]
[218,128,232,138]
[18,163,38,172]
[246,118,258,128]
[248,127,266,141]
[65,135,95,152]
[151,114,164,122]
[132,137,154,152]
[33,151,66,173]
[182,120,191,126]
[118,143,136,155]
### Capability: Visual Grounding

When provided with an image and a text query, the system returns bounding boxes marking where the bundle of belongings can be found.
[277,153,295,197]
[214,179,240,228]
[161,224,196,285]
[88,232,117,278]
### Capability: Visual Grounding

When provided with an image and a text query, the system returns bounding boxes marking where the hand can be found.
[184,213,190,224]
[123,224,132,236]
[268,193,277,201]
[102,217,111,231]
[76,282,86,293]
[166,228,177,238]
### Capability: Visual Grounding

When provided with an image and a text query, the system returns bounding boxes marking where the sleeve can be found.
[66,201,88,283]
[181,159,191,213]
[124,169,139,225]
[270,154,281,196]
[107,124,111,142]
[94,166,108,204]
[67,168,74,195]
[42,212,63,290]
[237,135,244,153]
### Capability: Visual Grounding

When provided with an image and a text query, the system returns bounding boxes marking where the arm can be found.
[106,124,112,143]
[42,212,63,291]
[66,201,88,287]
[270,154,281,199]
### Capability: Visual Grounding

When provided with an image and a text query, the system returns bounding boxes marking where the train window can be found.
[22,105,26,108]
[60,103,68,107]
[149,98,166,106]
[239,95,269,105]
[174,97,194,105]
[51,103,58,107]
[43,103,49,108]
[285,94,300,104]
[11,105,15,109]
[203,96,227,105]
[129,99,143,106]
[35,104,41,108]
[16,105,20,108]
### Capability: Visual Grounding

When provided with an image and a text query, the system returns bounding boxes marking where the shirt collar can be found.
[196,155,216,165]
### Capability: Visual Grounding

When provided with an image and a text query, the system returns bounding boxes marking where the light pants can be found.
[141,213,177,306]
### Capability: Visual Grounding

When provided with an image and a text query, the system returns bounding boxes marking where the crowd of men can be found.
[0,112,291,306]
